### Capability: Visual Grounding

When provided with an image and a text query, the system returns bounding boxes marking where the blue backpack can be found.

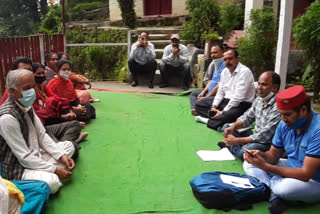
[190,171,270,211]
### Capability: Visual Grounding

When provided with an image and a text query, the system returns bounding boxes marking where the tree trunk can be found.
[40,0,48,16]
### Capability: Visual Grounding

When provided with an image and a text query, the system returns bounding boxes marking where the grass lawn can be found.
[46,91,320,214]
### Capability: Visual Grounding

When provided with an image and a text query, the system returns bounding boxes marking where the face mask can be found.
[34,76,46,84]
[288,118,307,130]
[18,88,36,107]
[60,71,71,79]
[261,92,274,102]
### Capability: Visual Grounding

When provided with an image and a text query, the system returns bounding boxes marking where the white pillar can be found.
[244,0,264,30]
[275,0,294,91]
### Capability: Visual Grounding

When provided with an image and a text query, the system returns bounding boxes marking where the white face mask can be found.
[261,92,274,102]
[60,71,71,79]
[18,88,36,107]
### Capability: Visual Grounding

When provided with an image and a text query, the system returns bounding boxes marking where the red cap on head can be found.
[276,85,308,110]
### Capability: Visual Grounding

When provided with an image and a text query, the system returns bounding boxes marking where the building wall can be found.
[109,0,187,21]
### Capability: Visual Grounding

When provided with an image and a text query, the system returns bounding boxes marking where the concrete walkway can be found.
[90,80,188,94]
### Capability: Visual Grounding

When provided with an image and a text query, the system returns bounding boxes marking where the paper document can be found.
[220,174,255,189]
[196,148,235,161]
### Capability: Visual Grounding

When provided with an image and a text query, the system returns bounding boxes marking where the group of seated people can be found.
[0,54,97,213]
[128,32,191,90]
[189,44,320,213]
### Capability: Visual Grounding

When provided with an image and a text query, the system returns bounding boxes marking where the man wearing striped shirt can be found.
[220,71,282,160]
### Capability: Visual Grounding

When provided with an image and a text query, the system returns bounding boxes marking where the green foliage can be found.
[40,5,63,34]
[200,30,221,41]
[293,2,320,99]
[66,27,127,80]
[71,2,104,12]
[68,0,106,8]
[117,0,136,29]
[294,64,314,90]
[0,0,40,36]
[237,7,277,77]
[181,0,243,43]
[219,1,243,39]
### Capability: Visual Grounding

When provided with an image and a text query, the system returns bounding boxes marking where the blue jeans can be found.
[222,124,270,160]
[243,159,320,203]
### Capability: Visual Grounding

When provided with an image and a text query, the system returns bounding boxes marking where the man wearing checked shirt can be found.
[219,71,282,160]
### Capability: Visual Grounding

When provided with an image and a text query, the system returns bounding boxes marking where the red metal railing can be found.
[0,34,64,94]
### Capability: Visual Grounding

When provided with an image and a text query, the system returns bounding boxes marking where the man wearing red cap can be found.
[243,85,320,214]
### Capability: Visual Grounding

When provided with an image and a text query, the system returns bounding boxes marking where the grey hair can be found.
[6,69,33,89]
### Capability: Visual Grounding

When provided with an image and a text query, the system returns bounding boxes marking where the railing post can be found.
[127,30,131,59]
[39,34,45,65]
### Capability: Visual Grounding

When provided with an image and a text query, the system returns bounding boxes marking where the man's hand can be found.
[210,105,217,111]
[59,155,75,171]
[197,92,205,100]
[55,167,72,180]
[172,47,180,56]
[212,109,222,118]
[223,126,235,138]
[224,134,238,146]
[243,150,268,170]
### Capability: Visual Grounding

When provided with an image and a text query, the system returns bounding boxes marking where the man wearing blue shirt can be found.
[189,44,224,116]
[243,86,320,214]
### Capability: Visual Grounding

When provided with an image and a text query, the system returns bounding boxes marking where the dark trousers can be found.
[45,120,82,156]
[194,96,215,116]
[206,99,252,130]
[159,63,191,87]
[128,58,157,83]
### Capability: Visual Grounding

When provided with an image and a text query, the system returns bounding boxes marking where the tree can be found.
[0,0,41,36]
[293,2,320,100]
[237,7,277,78]
[117,0,136,29]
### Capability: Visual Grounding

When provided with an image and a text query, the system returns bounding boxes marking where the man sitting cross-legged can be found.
[195,49,255,131]
[189,43,225,116]
[128,32,157,88]
[219,71,281,160]
[0,69,76,194]
[243,86,320,214]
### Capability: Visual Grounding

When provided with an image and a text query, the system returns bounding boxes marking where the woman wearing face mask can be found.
[47,60,96,123]
[32,63,88,148]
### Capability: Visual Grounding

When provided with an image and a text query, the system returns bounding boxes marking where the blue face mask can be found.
[18,88,36,107]
[288,118,307,130]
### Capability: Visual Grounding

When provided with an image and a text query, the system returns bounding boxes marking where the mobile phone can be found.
[244,148,254,157]
[208,110,216,117]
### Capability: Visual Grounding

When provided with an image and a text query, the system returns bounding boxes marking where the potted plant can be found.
[201,30,223,59]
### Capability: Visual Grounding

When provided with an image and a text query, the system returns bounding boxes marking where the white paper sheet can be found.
[196,148,235,161]
[220,174,255,189]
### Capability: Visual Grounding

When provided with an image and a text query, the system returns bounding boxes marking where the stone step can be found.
[149,33,171,40]
[130,27,182,35]
[151,40,191,49]
[154,49,163,59]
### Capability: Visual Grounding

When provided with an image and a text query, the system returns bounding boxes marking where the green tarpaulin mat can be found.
[46,91,320,214]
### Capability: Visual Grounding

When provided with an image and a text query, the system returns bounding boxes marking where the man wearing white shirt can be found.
[159,34,191,90]
[199,49,255,130]
[0,69,75,194]
[128,32,157,88]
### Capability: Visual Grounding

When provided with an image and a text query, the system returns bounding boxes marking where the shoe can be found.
[217,141,227,149]
[191,109,198,116]
[268,198,288,214]
[131,81,138,87]
[148,83,154,88]
[182,85,190,91]
[159,83,168,88]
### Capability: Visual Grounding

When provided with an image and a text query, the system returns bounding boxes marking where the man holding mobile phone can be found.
[218,72,281,160]
[243,86,320,214]
[128,32,157,88]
